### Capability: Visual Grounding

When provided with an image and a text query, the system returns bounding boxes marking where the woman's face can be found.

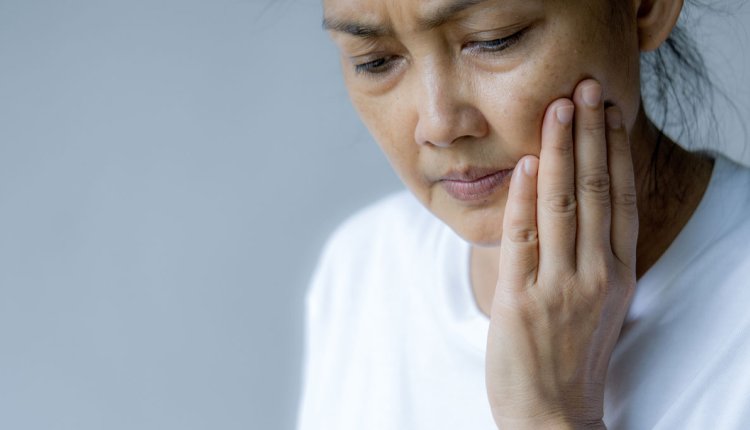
[324,0,642,246]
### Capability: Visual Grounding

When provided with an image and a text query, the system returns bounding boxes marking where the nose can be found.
[413,64,488,148]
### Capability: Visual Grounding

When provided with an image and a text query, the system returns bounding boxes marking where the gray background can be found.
[0,1,748,429]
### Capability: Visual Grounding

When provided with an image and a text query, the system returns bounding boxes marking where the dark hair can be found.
[640,0,744,193]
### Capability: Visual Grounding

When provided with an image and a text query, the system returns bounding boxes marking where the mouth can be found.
[438,167,514,202]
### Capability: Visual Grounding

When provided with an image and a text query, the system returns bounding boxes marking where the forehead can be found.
[323,0,460,17]
[322,0,503,33]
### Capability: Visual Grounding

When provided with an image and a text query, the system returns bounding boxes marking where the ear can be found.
[635,0,684,52]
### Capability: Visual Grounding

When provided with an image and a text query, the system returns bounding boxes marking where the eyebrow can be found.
[322,0,492,37]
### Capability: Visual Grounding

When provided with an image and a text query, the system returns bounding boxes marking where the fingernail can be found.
[556,105,574,125]
[582,83,602,108]
[524,157,538,176]
[606,107,623,129]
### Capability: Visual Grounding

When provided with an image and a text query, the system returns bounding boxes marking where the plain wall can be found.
[0,1,748,429]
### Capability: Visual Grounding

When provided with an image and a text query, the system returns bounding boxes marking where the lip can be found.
[439,167,513,202]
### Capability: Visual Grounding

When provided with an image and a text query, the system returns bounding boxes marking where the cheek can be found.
[349,89,424,185]
[475,31,639,153]
[475,65,568,158]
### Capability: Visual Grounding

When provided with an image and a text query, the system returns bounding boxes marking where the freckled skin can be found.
[326,0,641,246]
[323,1,717,421]
[324,0,713,297]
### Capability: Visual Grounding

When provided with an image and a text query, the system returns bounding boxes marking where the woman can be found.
[298,0,750,428]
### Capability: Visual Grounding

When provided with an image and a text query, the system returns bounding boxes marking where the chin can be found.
[414,186,509,247]
[420,191,508,247]
[443,209,505,248]
[457,226,504,248]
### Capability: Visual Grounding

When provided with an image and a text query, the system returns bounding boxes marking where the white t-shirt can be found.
[297,155,750,430]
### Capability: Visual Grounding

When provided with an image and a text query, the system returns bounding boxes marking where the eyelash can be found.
[354,56,399,76]
[465,28,526,54]
[353,28,527,77]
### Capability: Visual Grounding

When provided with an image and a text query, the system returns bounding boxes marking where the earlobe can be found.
[636,0,684,52]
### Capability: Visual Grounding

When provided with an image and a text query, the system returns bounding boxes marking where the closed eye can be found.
[351,27,528,78]
[464,28,527,54]
[354,56,399,76]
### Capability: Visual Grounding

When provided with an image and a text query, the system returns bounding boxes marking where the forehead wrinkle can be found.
[323,0,495,37]
[416,0,493,31]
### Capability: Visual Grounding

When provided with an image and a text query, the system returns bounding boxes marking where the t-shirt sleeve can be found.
[295,221,359,430]
[294,190,426,429]
[296,240,332,429]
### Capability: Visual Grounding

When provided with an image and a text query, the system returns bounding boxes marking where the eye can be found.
[464,28,527,55]
[353,55,400,76]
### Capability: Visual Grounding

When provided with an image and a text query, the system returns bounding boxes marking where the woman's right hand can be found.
[485,79,639,429]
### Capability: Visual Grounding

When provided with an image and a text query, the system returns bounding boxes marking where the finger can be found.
[573,80,611,262]
[537,99,577,275]
[498,155,540,290]
[605,106,638,269]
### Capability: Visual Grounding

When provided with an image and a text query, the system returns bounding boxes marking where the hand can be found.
[485,79,638,430]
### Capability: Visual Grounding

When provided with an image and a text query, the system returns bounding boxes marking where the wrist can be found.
[494,415,606,430]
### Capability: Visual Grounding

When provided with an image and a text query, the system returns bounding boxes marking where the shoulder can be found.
[315,189,440,269]
[305,189,446,310]
[696,155,750,271]
[710,154,750,195]
[708,155,750,231]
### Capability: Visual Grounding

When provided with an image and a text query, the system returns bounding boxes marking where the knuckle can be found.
[609,133,631,153]
[578,171,611,197]
[542,190,577,215]
[506,224,539,244]
[547,136,573,156]
[495,292,539,319]
[595,265,613,285]
[579,263,614,292]
[538,291,564,315]
[612,189,638,208]
[581,119,606,134]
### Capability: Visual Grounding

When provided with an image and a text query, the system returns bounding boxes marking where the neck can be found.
[627,107,714,278]
[470,107,715,316]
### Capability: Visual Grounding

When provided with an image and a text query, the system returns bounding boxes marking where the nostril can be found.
[413,89,489,147]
